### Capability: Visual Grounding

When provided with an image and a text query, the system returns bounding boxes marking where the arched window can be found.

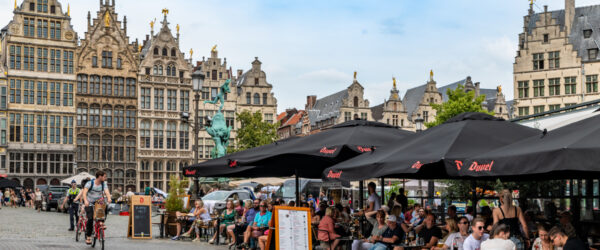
[153,65,158,75]
[102,135,112,161]
[166,66,171,76]
[114,106,124,128]
[153,121,164,149]
[141,120,151,148]
[153,161,163,171]
[171,48,176,57]
[77,103,88,126]
[90,104,100,127]
[91,75,100,95]
[171,66,176,76]
[253,93,260,105]
[354,96,359,107]
[153,47,158,55]
[77,74,88,94]
[126,106,136,129]
[77,134,88,161]
[101,104,112,128]
[166,122,177,149]
[162,48,167,56]
[179,123,189,150]
[158,65,163,75]
[114,135,125,161]
[126,136,136,162]
[166,161,176,171]
[90,135,100,161]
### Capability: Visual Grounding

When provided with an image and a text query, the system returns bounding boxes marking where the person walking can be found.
[25,188,33,208]
[33,188,43,212]
[62,180,81,231]
[492,190,529,250]
[82,171,112,245]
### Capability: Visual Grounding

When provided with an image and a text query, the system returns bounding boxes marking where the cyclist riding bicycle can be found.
[82,171,112,245]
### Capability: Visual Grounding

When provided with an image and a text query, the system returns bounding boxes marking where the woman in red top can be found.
[318,207,341,250]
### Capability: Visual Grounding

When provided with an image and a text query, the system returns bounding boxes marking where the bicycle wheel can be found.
[91,230,97,248]
[99,227,105,250]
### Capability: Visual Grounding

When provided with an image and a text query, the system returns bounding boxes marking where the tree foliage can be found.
[230,110,279,153]
[425,84,493,127]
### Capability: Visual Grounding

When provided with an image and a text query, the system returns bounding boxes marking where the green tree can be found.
[230,110,279,153]
[425,84,493,128]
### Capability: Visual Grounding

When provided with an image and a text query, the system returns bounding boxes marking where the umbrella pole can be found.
[295,169,300,206]
[471,180,477,217]
[381,177,385,205]
[359,180,364,236]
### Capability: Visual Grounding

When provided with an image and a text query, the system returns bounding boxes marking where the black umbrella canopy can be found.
[182,119,413,178]
[322,112,540,181]
[0,178,22,189]
[463,113,600,180]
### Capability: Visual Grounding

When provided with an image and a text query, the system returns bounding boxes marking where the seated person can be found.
[370,215,404,250]
[227,200,253,247]
[318,207,341,250]
[173,200,210,241]
[415,213,442,249]
[241,200,271,249]
[210,200,237,244]
[313,203,328,224]
[352,210,388,250]
[410,208,426,227]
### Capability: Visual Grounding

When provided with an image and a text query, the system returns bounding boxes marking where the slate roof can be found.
[307,90,348,126]
[528,5,600,61]
[402,85,427,121]
[370,104,384,121]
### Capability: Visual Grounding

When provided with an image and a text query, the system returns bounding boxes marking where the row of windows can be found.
[76,135,136,162]
[91,51,124,69]
[532,51,560,70]
[517,75,598,98]
[9,79,73,106]
[344,112,368,122]
[140,88,189,111]
[9,45,73,73]
[149,64,178,77]
[22,17,62,39]
[76,75,136,97]
[9,113,74,144]
[8,153,74,175]
[153,47,178,57]
[140,121,190,150]
[245,92,269,105]
[517,103,577,117]
[76,104,136,129]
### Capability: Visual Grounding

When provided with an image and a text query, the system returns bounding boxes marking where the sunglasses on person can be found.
[476,226,484,230]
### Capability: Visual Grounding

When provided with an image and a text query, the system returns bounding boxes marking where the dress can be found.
[221,209,236,226]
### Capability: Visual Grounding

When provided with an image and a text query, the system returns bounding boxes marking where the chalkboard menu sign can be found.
[128,195,152,239]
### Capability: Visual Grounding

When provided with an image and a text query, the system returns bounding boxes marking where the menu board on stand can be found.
[266,206,312,250]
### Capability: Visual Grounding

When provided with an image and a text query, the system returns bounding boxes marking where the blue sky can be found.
[1,0,598,113]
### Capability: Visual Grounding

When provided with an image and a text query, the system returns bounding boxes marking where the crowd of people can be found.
[0,187,43,211]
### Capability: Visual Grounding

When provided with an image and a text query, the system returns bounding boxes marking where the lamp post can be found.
[187,68,205,201]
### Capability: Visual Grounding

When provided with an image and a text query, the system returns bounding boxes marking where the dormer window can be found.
[162,48,167,56]
[584,29,593,39]
[254,78,259,85]
[171,48,176,57]
[153,48,158,55]
[589,49,599,60]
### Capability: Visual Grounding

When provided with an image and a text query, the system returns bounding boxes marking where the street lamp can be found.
[414,113,424,132]
[186,68,205,201]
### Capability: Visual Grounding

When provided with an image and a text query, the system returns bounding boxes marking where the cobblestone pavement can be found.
[0,207,228,250]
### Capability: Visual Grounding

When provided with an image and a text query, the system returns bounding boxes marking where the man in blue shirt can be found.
[241,200,271,248]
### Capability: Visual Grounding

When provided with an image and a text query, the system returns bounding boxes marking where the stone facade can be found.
[513,1,600,118]
[277,109,305,139]
[438,76,511,120]
[235,57,277,125]
[402,73,444,129]
[137,12,193,191]
[370,79,410,129]
[75,0,139,191]
[1,0,77,188]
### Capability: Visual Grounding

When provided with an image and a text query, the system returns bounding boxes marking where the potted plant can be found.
[165,176,189,236]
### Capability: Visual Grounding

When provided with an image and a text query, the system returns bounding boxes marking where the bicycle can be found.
[90,198,107,250]
[75,206,87,242]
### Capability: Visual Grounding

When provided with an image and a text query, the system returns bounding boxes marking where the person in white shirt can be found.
[481,223,516,250]
[444,216,470,250]
[463,218,490,250]
[366,182,381,212]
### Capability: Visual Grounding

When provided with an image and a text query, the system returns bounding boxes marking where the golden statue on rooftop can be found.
[190,48,194,57]
[393,77,397,89]
[162,8,169,16]
[354,71,357,80]
[430,70,434,81]
[176,24,180,33]
[211,45,217,52]
[150,19,155,30]
[497,85,502,93]
[104,12,110,27]
[67,4,70,16]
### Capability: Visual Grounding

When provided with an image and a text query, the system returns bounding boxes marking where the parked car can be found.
[41,185,69,212]
[201,189,253,214]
